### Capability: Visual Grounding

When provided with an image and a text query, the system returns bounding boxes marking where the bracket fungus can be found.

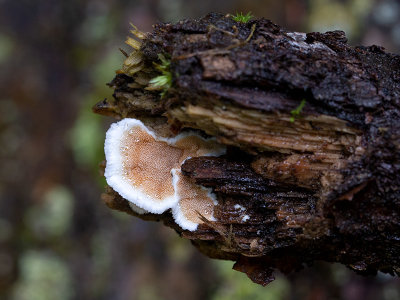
[104,118,226,231]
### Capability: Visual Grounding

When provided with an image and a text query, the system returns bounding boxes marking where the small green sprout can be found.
[232,12,253,23]
[290,99,307,122]
[147,54,172,98]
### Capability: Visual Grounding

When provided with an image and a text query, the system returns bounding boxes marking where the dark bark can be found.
[94,13,400,285]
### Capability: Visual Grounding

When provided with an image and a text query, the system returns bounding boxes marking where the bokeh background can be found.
[0,0,399,299]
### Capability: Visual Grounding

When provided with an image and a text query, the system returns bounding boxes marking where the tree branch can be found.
[94,13,400,285]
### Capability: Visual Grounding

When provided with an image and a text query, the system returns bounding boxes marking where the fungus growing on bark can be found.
[172,169,218,231]
[95,13,400,286]
[104,118,225,230]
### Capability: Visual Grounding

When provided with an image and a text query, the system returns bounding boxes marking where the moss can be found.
[232,12,253,23]
[290,99,307,122]
[147,54,172,98]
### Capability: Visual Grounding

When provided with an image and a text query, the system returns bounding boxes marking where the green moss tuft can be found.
[147,54,172,98]
[232,12,253,23]
[290,99,307,122]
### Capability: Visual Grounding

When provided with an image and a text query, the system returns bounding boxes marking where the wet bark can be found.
[94,13,400,285]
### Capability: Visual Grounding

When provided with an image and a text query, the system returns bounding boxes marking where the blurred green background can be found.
[0,0,399,299]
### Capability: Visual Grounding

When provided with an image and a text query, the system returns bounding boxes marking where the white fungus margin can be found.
[104,118,226,231]
[104,118,178,214]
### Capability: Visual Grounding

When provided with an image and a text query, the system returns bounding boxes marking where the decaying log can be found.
[94,13,400,285]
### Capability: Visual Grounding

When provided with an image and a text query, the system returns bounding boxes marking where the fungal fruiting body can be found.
[104,118,226,231]
[172,169,218,231]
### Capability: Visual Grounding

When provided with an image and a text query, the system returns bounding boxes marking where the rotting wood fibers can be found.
[94,13,400,286]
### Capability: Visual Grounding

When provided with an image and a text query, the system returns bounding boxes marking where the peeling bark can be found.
[94,13,400,285]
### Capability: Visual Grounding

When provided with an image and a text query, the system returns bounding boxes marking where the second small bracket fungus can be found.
[104,118,226,231]
[172,169,218,231]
